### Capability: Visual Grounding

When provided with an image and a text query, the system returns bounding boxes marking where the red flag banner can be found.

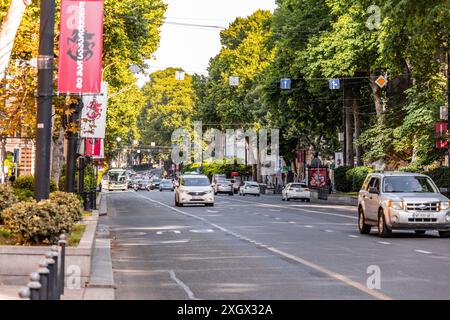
[436,122,448,149]
[85,138,103,157]
[58,0,104,94]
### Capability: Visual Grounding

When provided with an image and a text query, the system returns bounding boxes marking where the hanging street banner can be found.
[80,81,108,138]
[85,138,104,158]
[58,0,104,94]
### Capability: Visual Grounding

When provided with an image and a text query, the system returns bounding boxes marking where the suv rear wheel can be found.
[358,207,371,234]
[378,211,392,238]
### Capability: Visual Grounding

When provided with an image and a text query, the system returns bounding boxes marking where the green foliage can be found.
[1,191,83,245]
[183,161,252,180]
[139,68,195,147]
[11,175,58,201]
[0,184,18,224]
[334,166,373,192]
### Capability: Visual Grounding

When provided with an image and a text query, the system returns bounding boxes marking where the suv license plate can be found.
[412,213,433,218]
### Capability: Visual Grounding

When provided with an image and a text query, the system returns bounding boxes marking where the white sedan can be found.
[282,183,311,202]
[239,182,261,197]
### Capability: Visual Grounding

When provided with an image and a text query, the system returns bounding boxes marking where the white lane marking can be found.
[189,229,214,233]
[378,241,391,245]
[264,215,269,217]
[348,235,359,238]
[324,230,334,233]
[269,209,281,212]
[137,195,392,301]
[207,210,219,213]
[415,249,432,255]
[169,270,199,300]
[275,218,281,220]
[157,230,181,235]
[228,198,358,220]
[304,225,313,228]
[289,221,296,224]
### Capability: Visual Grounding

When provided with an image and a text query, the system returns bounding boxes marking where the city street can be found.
[102,191,450,300]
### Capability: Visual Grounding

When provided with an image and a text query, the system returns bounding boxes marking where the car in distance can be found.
[213,180,234,196]
[150,177,161,190]
[282,183,311,202]
[160,179,175,192]
[175,174,214,207]
[239,181,261,197]
[358,172,450,238]
[133,179,152,191]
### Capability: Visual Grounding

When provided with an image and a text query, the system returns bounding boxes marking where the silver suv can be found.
[358,172,450,237]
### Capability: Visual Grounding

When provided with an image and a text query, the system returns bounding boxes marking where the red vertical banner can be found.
[58,0,104,94]
[436,122,448,149]
[85,138,102,157]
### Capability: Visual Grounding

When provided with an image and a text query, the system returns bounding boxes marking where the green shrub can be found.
[334,166,352,192]
[49,191,83,225]
[2,200,67,244]
[1,191,83,245]
[428,167,450,190]
[12,176,58,200]
[348,167,374,192]
[0,184,18,224]
[334,166,373,192]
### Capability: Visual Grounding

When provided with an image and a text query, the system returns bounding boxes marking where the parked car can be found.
[175,174,214,207]
[239,181,260,197]
[282,183,311,202]
[213,180,234,196]
[160,179,175,192]
[358,172,450,238]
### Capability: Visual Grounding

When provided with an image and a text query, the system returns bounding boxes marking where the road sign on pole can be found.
[229,76,239,86]
[375,75,388,88]
[329,79,340,90]
[280,78,291,90]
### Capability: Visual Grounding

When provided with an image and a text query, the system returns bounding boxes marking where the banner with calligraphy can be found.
[81,81,107,138]
[58,0,104,94]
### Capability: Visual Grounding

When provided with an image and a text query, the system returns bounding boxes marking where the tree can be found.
[139,68,195,148]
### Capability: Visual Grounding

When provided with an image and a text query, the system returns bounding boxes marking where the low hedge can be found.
[0,184,18,224]
[1,191,84,245]
[334,166,374,192]
[12,175,58,201]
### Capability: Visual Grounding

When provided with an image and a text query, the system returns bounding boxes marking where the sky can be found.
[136,0,277,86]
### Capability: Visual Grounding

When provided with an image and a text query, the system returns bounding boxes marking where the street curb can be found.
[98,192,107,216]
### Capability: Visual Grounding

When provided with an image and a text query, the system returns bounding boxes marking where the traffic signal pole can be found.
[34,0,56,200]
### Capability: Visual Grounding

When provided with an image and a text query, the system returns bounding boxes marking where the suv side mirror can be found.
[369,187,379,194]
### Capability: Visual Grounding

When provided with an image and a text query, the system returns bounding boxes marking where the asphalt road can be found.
[102,190,450,300]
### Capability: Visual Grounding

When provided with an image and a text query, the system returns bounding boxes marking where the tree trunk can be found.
[353,93,363,166]
[0,0,30,78]
[345,88,354,167]
[50,126,65,187]
[0,137,6,183]
[369,74,384,124]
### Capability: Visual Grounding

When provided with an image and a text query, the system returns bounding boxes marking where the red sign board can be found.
[58,0,104,94]
[308,167,328,189]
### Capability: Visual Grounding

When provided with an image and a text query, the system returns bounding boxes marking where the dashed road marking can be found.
[414,249,432,255]
[169,270,199,300]
[378,241,391,245]
[136,195,393,301]
[348,235,359,238]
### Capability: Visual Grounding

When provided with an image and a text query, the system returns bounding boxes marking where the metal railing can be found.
[18,234,67,300]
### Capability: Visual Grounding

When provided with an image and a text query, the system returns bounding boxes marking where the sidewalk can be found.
[0,193,115,300]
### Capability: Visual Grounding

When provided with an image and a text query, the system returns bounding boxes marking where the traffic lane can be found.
[147,192,450,299]
[216,194,450,256]
[106,191,375,300]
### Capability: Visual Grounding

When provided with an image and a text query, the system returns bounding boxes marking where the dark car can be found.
[159,179,174,192]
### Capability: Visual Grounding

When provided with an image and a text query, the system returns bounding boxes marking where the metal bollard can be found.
[38,259,50,300]
[58,233,67,296]
[51,245,60,300]
[27,272,42,300]
[18,287,31,300]
[45,252,56,300]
